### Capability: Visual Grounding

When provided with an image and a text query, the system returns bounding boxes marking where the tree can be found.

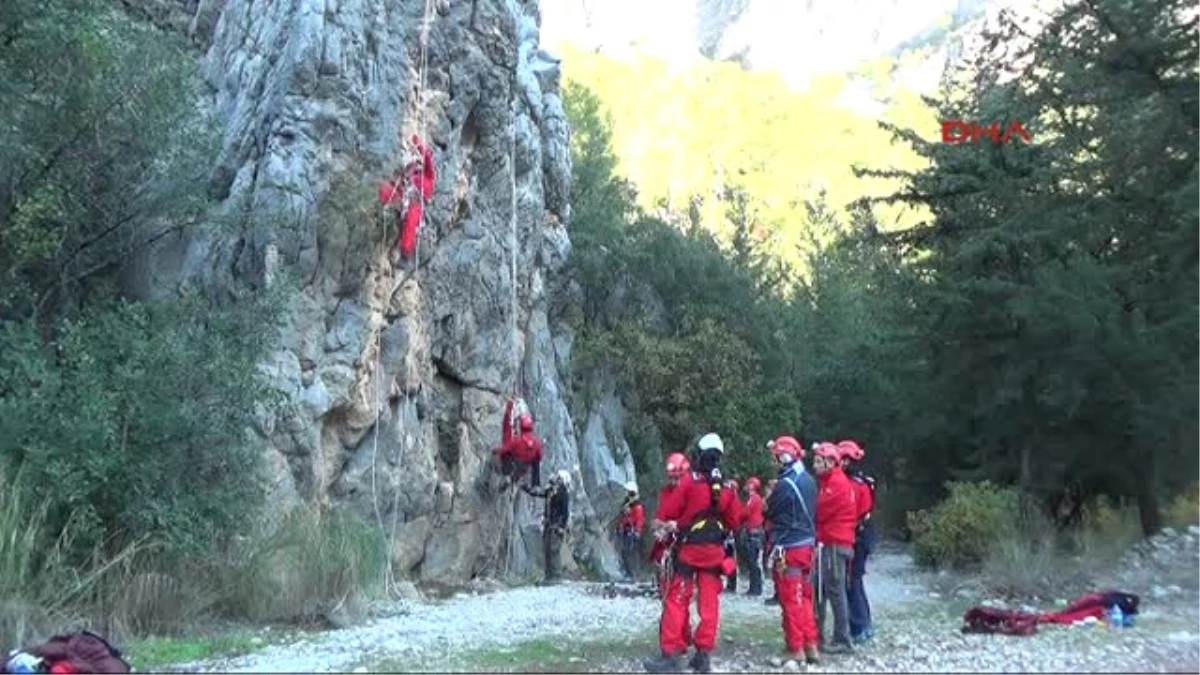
[863,0,1198,534]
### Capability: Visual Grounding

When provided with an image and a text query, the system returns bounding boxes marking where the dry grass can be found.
[0,468,387,654]
[978,498,1151,600]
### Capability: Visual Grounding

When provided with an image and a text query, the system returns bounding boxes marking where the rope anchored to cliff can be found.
[370,0,438,598]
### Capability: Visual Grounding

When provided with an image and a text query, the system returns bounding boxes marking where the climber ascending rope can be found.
[493,410,543,491]
[378,133,436,261]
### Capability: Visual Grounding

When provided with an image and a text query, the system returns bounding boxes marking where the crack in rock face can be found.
[121,0,626,584]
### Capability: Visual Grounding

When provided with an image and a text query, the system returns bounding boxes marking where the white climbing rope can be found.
[368,0,438,597]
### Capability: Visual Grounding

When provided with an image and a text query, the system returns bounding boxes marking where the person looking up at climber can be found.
[740,476,766,597]
[812,442,857,655]
[494,412,543,490]
[643,434,741,675]
[838,439,876,644]
[616,481,646,581]
[765,436,820,665]
[523,469,571,584]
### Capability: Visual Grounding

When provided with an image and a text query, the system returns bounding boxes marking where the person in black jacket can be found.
[524,469,572,584]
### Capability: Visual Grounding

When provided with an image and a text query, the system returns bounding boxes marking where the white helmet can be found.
[624,481,638,494]
[556,469,572,487]
[697,433,724,453]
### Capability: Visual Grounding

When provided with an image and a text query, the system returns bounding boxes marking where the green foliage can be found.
[908,481,1021,569]
[564,86,803,480]
[0,290,283,558]
[0,0,216,320]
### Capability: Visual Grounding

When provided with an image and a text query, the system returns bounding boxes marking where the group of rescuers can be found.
[494,412,877,674]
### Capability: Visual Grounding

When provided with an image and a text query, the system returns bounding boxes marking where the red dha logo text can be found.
[941,120,1033,145]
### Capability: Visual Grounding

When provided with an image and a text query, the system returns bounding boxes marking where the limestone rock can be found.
[120,0,630,584]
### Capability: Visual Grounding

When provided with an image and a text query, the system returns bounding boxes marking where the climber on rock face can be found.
[494,412,543,490]
[523,469,571,584]
[378,134,435,262]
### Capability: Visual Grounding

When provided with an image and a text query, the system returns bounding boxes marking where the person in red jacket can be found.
[740,476,766,596]
[812,442,857,653]
[378,134,435,261]
[643,433,741,675]
[650,452,693,650]
[651,452,691,595]
[493,412,543,490]
[838,439,876,643]
[617,481,646,580]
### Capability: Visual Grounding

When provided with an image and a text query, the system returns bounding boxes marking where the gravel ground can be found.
[170,541,1200,673]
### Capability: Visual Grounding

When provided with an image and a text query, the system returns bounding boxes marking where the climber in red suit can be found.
[378,134,435,260]
[643,433,741,675]
[493,412,543,490]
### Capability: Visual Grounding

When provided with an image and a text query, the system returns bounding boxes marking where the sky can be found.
[539,0,965,88]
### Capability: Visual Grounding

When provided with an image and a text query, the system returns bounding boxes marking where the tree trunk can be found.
[1135,451,1163,537]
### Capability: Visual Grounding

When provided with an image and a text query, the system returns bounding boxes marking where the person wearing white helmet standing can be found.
[643,433,741,674]
[616,481,646,580]
[523,469,572,584]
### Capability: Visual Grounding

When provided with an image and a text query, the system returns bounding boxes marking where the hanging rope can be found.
[368,0,437,597]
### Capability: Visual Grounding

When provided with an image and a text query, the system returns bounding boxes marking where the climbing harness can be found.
[368,0,437,598]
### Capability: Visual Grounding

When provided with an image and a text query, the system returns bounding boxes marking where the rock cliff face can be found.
[121,0,633,583]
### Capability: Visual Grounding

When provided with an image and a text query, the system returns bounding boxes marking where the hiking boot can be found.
[643,652,685,673]
[804,646,820,665]
[764,595,780,606]
[825,641,854,655]
[746,588,762,597]
[851,629,873,645]
[689,650,711,673]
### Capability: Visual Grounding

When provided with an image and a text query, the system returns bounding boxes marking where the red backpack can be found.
[27,631,131,674]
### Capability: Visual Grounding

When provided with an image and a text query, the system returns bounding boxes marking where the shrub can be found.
[0,290,283,561]
[1165,485,1199,528]
[908,480,1021,569]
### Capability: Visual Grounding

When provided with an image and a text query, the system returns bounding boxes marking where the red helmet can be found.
[518,413,534,431]
[813,442,842,461]
[838,439,865,461]
[665,452,690,477]
[746,477,762,492]
[769,435,804,461]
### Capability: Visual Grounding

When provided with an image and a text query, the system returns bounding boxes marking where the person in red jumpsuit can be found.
[650,452,692,649]
[378,134,435,260]
[740,476,765,596]
[650,452,691,596]
[839,439,876,643]
[812,442,857,654]
[643,433,741,674]
[493,412,543,490]
[765,436,820,664]
[617,481,646,580]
